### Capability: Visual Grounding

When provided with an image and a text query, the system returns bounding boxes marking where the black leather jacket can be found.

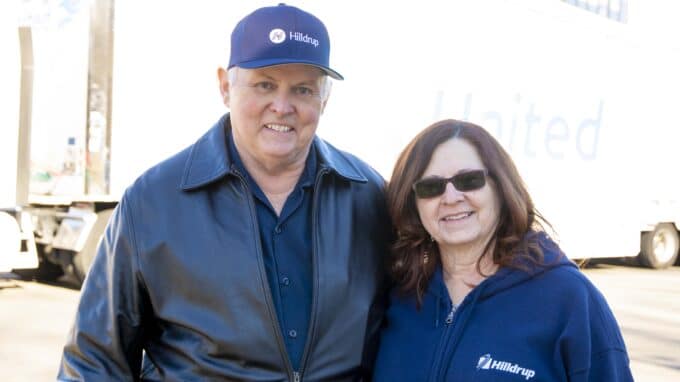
[59,114,391,381]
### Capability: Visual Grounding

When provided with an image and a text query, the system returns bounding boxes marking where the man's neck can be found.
[239,150,309,216]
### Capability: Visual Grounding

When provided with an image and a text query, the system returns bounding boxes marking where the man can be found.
[59,4,390,381]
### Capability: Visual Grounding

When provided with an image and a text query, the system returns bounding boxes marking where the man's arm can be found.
[58,192,147,381]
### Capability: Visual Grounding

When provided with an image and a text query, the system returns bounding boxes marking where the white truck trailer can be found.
[2,0,679,286]
[1,0,118,283]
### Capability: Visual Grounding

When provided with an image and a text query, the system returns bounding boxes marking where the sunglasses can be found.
[412,169,488,198]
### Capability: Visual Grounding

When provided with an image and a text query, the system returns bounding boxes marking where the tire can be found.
[71,209,114,285]
[638,223,679,269]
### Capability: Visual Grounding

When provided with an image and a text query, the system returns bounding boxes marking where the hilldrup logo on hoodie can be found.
[477,354,536,380]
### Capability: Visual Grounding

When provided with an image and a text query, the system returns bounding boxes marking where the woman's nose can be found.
[441,182,464,203]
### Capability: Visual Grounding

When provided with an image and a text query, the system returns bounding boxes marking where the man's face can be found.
[219,64,329,171]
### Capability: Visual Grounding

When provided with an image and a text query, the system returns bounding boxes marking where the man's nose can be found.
[269,91,295,114]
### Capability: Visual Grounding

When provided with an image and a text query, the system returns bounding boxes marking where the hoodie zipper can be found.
[427,299,459,381]
[433,287,488,381]
[445,303,457,325]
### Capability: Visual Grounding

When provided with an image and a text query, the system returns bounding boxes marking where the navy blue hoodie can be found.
[373,234,633,381]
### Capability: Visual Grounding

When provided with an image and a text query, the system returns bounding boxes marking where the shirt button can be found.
[274,226,282,234]
[288,329,297,338]
[281,276,290,286]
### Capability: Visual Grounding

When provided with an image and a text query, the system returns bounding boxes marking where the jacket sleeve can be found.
[561,275,634,382]
[569,349,634,382]
[359,177,393,380]
[58,192,147,381]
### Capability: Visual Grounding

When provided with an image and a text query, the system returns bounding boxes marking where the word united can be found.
[477,354,536,380]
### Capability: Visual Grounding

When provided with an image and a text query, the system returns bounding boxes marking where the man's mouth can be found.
[265,123,293,132]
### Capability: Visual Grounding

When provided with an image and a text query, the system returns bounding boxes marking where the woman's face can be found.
[415,138,501,255]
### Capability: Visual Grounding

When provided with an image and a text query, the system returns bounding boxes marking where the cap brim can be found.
[236,58,344,80]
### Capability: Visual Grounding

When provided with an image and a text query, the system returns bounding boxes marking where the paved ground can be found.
[0,276,80,381]
[582,263,680,381]
[1,264,679,381]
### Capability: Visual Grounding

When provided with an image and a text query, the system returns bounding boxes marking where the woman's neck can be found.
[439,246,498,305]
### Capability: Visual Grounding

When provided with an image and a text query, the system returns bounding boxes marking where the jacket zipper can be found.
[233,170,298,381]
[295,168,330,382]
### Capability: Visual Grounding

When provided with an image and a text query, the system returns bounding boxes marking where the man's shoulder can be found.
[127,144,194,197]
[314,137,385,186]
[127,116,229,198]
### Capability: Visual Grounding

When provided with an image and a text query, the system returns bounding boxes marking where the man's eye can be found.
[254,82,275,91]
[293,86,315,97]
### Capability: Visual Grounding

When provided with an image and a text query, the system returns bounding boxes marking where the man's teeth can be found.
[266,124,292,132]
[443,212,473,221]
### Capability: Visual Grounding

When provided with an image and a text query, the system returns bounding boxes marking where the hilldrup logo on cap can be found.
[476,354,536,380]
[268,27,319,48]
[269,28,285,44]
[289,31,319,47]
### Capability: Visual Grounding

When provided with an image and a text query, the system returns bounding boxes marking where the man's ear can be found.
[320,98,329,114]
[217,67,230,106]
[319,78,332,114]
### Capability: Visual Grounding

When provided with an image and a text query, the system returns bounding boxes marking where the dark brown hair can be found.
[387,119,551,304]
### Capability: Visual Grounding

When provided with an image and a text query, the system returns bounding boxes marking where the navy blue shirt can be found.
[228,134,315,371]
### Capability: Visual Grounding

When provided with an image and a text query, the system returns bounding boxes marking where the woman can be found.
[373,120,633,381]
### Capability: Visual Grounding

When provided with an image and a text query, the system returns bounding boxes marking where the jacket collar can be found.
[180,113,367,191]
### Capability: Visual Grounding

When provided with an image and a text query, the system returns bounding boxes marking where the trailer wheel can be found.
[72,209,114,285]
[638,223,679,269]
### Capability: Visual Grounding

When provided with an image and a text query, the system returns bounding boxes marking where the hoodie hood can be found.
[477,232,577,301]
[426,231,576,304]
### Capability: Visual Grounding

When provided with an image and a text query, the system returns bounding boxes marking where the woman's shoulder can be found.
[532,259,617,321]
[509,234,607,306]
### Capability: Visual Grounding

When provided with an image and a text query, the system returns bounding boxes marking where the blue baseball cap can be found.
[228,3,343,80]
